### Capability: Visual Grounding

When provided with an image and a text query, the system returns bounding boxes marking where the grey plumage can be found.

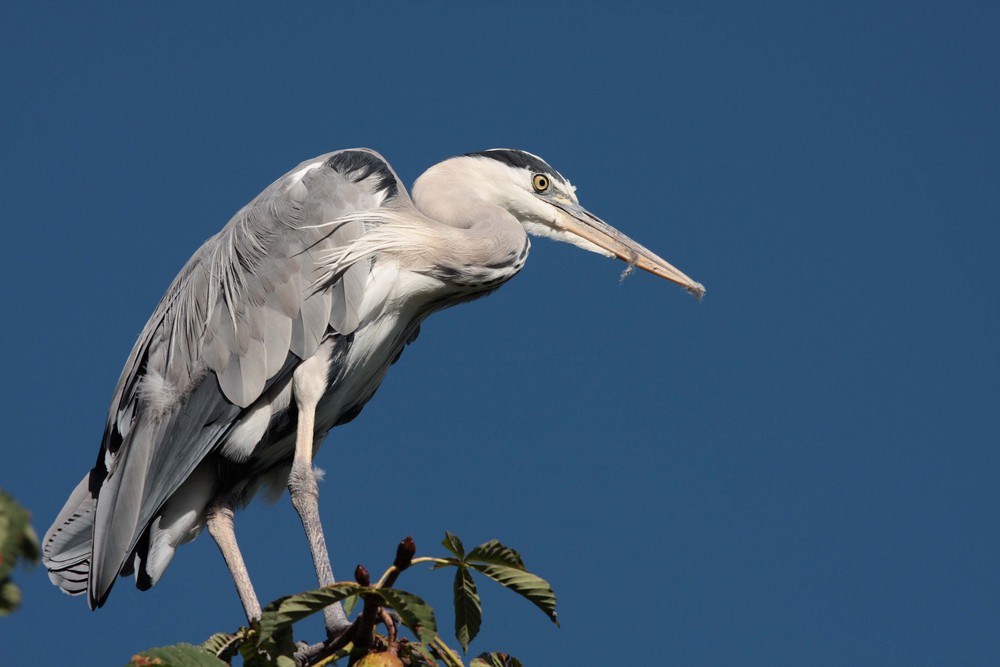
[44,147,704,625]
[47,149,397,608]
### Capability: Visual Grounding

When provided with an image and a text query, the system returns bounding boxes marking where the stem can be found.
[312,648,350,667]
[375,557,452,588]
[374,566,397,590]
[410,557,453,566]
[432,635,465,667]
[294,619,359,666]
[378,607,398,653]
[295,631,354,667]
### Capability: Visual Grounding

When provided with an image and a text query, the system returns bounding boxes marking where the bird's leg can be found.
[288,433,350,637]
[289,361,350,637]
[206,494,261,623]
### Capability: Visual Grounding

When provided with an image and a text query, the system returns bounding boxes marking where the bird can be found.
[43,148,704,634]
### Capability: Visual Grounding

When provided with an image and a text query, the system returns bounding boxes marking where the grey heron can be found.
[43,148,704,634]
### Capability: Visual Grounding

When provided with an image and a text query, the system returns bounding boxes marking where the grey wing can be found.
[67,149,405,607]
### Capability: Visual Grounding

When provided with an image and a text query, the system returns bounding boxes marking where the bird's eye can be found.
[532,174,549,192]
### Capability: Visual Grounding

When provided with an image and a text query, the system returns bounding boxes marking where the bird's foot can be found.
[293,618,356,667]
[323,604,352,639]
[294,641,325,667]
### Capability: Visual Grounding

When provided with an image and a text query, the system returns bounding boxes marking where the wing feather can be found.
[331,259,367,334]
[262,306,293,378]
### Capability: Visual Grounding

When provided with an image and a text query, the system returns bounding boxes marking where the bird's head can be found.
[413,148,704,299]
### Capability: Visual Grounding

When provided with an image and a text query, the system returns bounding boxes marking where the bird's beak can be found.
[550,199,705,300]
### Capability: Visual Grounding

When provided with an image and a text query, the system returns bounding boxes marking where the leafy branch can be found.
[126,533,556,667]
[432,532,558,653]
[0,490,40,616]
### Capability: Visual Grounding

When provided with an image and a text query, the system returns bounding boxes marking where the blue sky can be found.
[2,2,998,664]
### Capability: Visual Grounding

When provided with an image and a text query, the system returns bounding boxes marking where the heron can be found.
[43,148,704,634]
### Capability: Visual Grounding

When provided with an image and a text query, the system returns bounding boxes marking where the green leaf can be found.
[470,653,523,667]
[241,628,296,667]
[469,563,558,626]
[401,641,438,665]
[19,525,40,564]
[376,587,438,644]
[251,582,361,665]
[441,532,465,559]
[466,540,525,570]
[126,643,229,667]
[0,490,40,581]
[342,592,360,617]
[431,557,462,570]
[0,491,38,617]
[200,631,248,661]
[257,582,363,643]
[453,566,482,653]
[0,580,22,616]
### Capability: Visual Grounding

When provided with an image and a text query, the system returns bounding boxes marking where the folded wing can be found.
[42,149,405,607]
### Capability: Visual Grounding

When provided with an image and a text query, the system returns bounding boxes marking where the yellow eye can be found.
[532,173,549,192]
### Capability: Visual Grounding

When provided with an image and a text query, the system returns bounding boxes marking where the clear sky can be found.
[2,2,998,665]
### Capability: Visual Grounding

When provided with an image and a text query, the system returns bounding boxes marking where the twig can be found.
[377,556,451,588]
[378,607,398,653]
[293,621,357,667]
[431,635,465,667]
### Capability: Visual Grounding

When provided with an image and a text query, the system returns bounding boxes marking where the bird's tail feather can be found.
[43,472,99,597]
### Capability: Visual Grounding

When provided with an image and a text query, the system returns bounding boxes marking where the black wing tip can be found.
[325,150,399,198]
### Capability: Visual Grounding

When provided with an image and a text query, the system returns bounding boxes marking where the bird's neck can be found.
[412,163,503,230]
[409,164,530,287]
